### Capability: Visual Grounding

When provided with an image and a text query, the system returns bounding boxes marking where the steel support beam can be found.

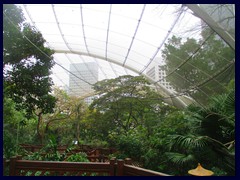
[186,4,235,50]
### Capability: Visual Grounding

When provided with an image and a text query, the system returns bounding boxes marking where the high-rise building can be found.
[69,62,98,104]
[146,58,175,92]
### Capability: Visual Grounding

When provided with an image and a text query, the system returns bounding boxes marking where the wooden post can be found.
[31,146,34,152]
[9,156,17,176]
[99,154,104,162]
[96,149,99,156]
[124,158,132,165]
[9,156,22,176]
[16,155,22,160]
[117,159,124,176]
[110,157,116,176]
[3,158,6,175]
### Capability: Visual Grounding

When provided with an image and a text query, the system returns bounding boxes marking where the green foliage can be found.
[3,74,234,176]
[165,152,195,166]
[87,140,109,148]
[42,135,69,161]
[211,167,227,176]
[115,132,143,160]
[138,110,194,173]
[142,148,162,171]
[90,75,172,136]
[25,135,72,161]
[66,152,89,162]
[162,29,235,104]
[3,130,17,159]
[165,134,234,175]
[163,87,235,175]
[188,88,235,143]
[167,135,209,150]
[44,87,89,145]
[3,4,56,118]
[108,152,128,160]
[3,96,29,158]
[24,171,50,176]
[26,151,44,161]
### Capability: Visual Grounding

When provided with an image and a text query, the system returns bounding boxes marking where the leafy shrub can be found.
[108,152,128,160]
[66,152,89,162]
[3,130,17,159]
[113,131,143,160]
[87,139,109,148]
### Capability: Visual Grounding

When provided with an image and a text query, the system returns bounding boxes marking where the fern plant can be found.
[164,88,235,175]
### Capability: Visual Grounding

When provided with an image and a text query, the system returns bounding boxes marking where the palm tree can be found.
[165,88,235,175]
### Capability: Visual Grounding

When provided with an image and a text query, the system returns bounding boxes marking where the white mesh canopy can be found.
[14,4,235,108]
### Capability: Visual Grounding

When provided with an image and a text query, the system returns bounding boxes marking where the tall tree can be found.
[90,75,173,135]
[41,87,88,144]
[162,29,235,104]
[3,4,56,143]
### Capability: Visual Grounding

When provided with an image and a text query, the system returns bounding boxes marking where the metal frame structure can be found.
[9,4,235,108]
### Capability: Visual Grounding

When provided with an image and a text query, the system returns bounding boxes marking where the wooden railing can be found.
[3,156,171,176]
[19,144,117,155]
[117,158,171,176]
[7,156,115,176]
[19,144,116,163]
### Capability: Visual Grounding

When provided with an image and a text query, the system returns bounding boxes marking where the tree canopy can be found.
[3,4,56,117]
[90,75,175,134]
[162,29,235,104]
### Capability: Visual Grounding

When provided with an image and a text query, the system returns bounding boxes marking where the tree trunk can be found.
[75,119,80,142]
[37,112,43,145]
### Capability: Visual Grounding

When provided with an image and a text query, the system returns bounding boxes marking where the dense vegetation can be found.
[3,4,235,176]
[3,76,235,176]
[3,4,56,144]
[162,29,235,105]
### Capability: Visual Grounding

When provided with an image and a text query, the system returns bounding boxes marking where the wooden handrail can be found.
[7,156,171,176]
[9,156,114,176]
[123,164,171,176]
[19,144,117,155]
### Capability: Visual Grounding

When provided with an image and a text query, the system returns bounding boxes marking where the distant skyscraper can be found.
[69,62,98,104]
[146,58,175,91]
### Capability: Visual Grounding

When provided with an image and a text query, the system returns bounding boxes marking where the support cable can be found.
[105,4,112,60]
[104,4,118,77]
[24,5,91,93]
[81,4,116,79]
[51,5,73,52]
[80,4,90,54]
[17,5,192,108]
[148,60,234,107]
[170,70,212,99]
[52,5,89,82]
[122,4,146,67]
[186,60,234,92]
[3,11,93,88]
[52,4,98,85]
[139,5,185,74]
[186,4,235,50]
[154,31,214,84]
[64,53,96,83]
[156,60,234,104]
[51,72,77,94]
[161,60,234,102]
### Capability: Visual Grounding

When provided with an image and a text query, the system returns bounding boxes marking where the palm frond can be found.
[167,134,209,150]
[223,89,235,118]
[165,152,195,166]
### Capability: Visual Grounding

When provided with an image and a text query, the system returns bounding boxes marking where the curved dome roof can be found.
[15,4,235,108]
